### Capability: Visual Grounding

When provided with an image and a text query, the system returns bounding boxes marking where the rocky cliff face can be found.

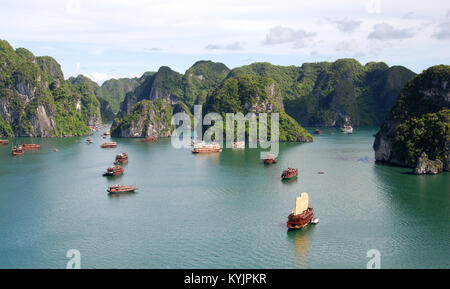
[374,65,450,174]
[229,59,416,127]
[0,40,103,137]
[205,74,313,142]
[111,99,173,138]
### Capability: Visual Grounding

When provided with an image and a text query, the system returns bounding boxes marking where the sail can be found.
[294,193,309,215]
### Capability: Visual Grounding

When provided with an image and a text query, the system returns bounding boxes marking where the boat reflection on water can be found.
[287,226,314,267]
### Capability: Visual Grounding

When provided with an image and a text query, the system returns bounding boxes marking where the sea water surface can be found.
[0,128,448,268]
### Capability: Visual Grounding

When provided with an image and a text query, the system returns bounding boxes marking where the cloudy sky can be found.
[0,0,449,83]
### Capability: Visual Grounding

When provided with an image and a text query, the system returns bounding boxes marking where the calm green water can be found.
[0,127,448,269]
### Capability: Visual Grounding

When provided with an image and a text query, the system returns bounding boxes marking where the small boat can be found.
[232,141,245,149]
[103,131,111,136]
[192,142,222,153]
[114,153,128,165]
[287,193,315,230]
[314,129,322,135]
[0,140,9,145]
[263,153,278,164]
[101,142,117,148]
[107,185,138,194]
[53,148,59,152]
[23,144,40,150]
[12,146,25,156]
[281,168,298,180]
[311,218,320,225]
[103,166,124,177]
[141,136,158,143]
[341,125,353,134]
[317,171,325,174]
[86,137,93,144]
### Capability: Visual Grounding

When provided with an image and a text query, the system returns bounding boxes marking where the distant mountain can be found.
[374,65,449,174]
[230,59,416,127]
[68,75,115,122]
[119,61,230,115]
[204,74,313,142]
[0,40,102,137]
[97,74,153,113]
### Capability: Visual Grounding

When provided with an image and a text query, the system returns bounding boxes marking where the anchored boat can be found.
[263,153,278,164]
[287,193,315,230]
[341,125,353,134]
[114,153,128,165]
[141,136,158,143]
[12,146,25,156]
[191,142,222,153]
[103,166,124,177]
[232,141,245,149]
[314,129,322,135]
[281,168,298,180]
[0,140,9,145]
[107,185,138,194]
[101,142,117,148]
[23,144,40,150]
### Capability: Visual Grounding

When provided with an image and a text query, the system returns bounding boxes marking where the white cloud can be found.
[368,23,414,40]
[82,72,140,85]
[263,26,316,47]
[204,42,245,51]
[432,10,450,40]
[328,18,362,33]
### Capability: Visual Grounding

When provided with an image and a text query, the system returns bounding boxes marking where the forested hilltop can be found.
[0,40,103,137]
[0,38,419,142]
[374,65,449,174]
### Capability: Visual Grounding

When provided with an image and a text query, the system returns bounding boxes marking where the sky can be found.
[0,0,449,84]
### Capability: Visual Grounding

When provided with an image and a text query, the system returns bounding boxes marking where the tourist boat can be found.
[314,129,322,135]
[287,193,315,230]
[141,136,158,143]
[341,125,353,134]
[0,140,9,145]
[107,185,138,194]
[263,153,278,164]
[114,153,128,165]
[103,131,111,136]
[281,168,298,180]
[23,144,40,150]
[86,137,93,144]
[191,142,222,153]
[101,142,117,148]
[232,141,245,149]
[103,166,124,177]
[11,146,25,156]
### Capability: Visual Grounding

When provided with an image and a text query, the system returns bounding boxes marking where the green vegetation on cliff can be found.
[0,39,102,137]
[374,65,450,171]
[230,59,415,126]
[205,75,313,142]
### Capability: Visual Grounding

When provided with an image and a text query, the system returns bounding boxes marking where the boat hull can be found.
[264,158,278,164]
[287,208,315,230]
[23,144,40,150]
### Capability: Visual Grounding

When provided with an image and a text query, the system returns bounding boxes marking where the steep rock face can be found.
[111,99,173,138]
[204,74,313,142]
[119,61,229,115]
[414,152,443,175]
[0,39,103,137]
[229,59,415,127]
[374,65,450,173]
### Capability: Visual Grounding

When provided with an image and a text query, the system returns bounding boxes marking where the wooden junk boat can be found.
[281,168,298,180]
[12,146,25,156]
[191,142,222,154]
[23,144,40,150]
[114,153,128,165]
[107,185,138,194]
[263,153,278,164]
[287,193,315,230]
[101,141,117,148]
[103,166,124,177]
[141,136,158,143]
[0,140,9,145]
